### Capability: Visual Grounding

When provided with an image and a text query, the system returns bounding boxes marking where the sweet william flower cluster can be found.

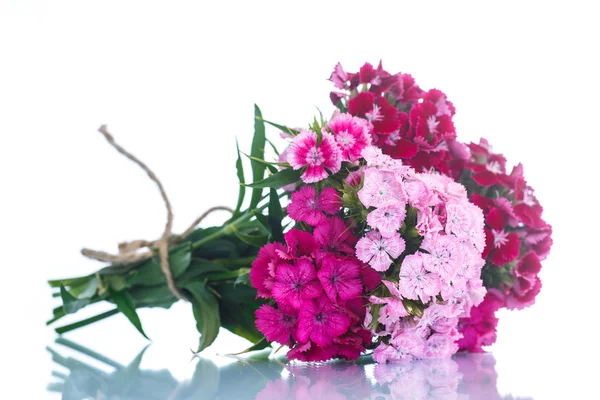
[355,148,486,362]
[252,120,486,362]
[329,62,552,353]
[47,60,551,361]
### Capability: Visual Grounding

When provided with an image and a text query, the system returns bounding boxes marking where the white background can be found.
[1,1,599,398]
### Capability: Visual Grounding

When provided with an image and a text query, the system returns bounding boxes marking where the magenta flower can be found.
[287,130,342,183]
[313,217,356,256]
[272,259,322,309]
[356,230,405,271]
[358,168,405,208]
[287,186,341,226]
[328,113,371,161]
[398,253,442,303]
[420,235,463,282]
[255,304,298,345]
[249,242,287,298]
[297,296,352,346]
[317,255,362,302]
[283,229,317,259]
[366,204,407,237]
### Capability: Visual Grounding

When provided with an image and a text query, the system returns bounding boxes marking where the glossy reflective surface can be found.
[47,338,522,400]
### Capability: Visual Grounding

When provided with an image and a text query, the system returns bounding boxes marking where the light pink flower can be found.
[356,230,405,271]
[358,168,405,208]
[272,259,322,309]
[421,235,463,282]
[367,204,407,237]
[317,255,362,302]
[424,333,458,359]
[287,130,342,183]
[373,340,421,363]
[444,199,472,239]
[328,113,371,161]
[398,253,442,303]
[287,186,341,226]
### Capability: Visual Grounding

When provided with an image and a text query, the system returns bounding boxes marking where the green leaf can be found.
[184,282,221,353]
[233,138,246,217]
[250,104,267,209]
[268,188,284,242]
[229,337,271,355]
[128,246,191,287]
[234,272,251,287]
[256,116,299,136]
[60,284,92,314]
[230,225,269,247]
[247,168,301,189]
[265,138,280,156]
[111,291,149,340]
[251,210,270,232]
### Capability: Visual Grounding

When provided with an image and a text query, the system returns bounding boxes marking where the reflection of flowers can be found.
[48,338,530,400]
[256,353,529,400]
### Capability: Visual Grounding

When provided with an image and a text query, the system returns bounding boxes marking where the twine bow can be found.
[81,125,232,301]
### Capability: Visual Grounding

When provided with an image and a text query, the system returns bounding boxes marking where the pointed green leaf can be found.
[230,225,269,247]
[247,168,301,189]
[233,138,246,217]
[251,209,270,232]
[229,337,271,355]
[256,116,299,136]
[184,282,221,353]
[268,188,284,242]
[250,105,267,209]
[111,291,149,340]
[60,284,92,314]
[265,138,280,156]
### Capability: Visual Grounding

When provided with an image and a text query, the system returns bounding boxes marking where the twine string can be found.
[81,125,233,301]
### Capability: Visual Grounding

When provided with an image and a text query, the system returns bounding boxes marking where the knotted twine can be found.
[81,125,233,301]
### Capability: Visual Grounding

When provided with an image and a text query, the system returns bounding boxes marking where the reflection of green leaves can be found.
[60,285,91,314]
[247,168,301,189]
[111,290,149,339]
[184,282,221,353]
[48,338,285,400]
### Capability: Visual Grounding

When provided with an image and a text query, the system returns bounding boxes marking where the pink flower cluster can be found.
[283,113,371,183]
[329,61,460,175]
[329,62,552,353]
[356,146,487,363]
[250,186,380,361]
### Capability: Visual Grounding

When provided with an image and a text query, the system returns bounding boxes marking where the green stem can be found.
[55,308,119,335]
[191,192,287,250]
[55,337,124,369]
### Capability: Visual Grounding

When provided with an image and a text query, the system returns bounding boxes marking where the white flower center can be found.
[485,160,502,174]
[336,131,355,148]
[366,104,382,122]
[492,229,509,248]
[427,115,439,133]
[306,147,323,165]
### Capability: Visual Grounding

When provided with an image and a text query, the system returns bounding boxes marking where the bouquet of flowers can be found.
[48,61,551,362]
